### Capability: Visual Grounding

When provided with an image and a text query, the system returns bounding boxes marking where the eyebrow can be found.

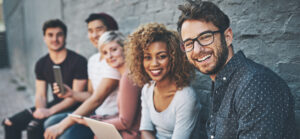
[157,51,168,55]
[182,30,212,42]
[143,51,167,55]
[88,25,105,30]
[95,25,105,29]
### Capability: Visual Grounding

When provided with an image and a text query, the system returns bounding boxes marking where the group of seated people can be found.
[2,0,297,139]
[2,11,201,139]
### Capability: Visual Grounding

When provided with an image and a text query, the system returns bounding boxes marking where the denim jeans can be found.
[44,112,94,139]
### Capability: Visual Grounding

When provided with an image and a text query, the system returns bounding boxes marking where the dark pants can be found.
[2,101,61,139]
[2,107,45,139]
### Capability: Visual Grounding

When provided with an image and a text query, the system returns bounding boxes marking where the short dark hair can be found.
[177,0,230,35]
[42,19,67,36]
[85,13,118,31]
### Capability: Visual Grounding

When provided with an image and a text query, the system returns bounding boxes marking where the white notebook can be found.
[84,116,122,139]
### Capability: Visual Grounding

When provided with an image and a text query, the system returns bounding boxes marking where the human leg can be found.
[27,118,45,139]
[2,107,35,139]
[44,112,70,129]
[58,123,94,139]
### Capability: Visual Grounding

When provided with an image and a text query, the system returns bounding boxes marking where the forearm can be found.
[48,98,77,115]
[35,95,47,108]
[35,79,48,108]
[72,78,118,115]
[71,91,92,102]
[102,116,127,130]
[57,115,76,131]
[72,96,103,116]
[71,79,89,102]
[141,131,156,139]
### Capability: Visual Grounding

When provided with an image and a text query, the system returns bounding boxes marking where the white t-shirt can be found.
[139,82,201,139]
[88,53,121,116]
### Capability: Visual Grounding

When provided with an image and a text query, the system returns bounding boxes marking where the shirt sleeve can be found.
[172,88,201,139]
[101,60,121,80]
[73,56,88,79]
[139,84,155,131]
[87,56,93,80]
[236,73,295,139]
[35,58,45,80]
[101,72,141,130]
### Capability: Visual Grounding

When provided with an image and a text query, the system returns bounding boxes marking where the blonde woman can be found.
[71,31,141,139]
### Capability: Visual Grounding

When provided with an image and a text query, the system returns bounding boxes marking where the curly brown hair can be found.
[125,23,195,88]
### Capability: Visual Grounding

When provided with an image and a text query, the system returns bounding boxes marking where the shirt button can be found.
[223,77,227,81]
[211,135,215,139]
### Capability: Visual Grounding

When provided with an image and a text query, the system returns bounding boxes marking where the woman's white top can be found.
[140,82,201,139]
[88,53,121,116]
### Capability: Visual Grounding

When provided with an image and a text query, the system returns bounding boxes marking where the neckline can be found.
[151,82,179,114]
[50,49,69,65]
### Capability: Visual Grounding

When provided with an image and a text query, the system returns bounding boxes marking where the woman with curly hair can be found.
[125,23,201,139]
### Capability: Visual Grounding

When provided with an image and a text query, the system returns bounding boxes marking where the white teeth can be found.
[151,69,161,74]
[197,55,211,62]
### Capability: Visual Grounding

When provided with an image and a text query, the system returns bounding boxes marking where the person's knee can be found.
[26,119,43,132]
[3,118,13,126]
[44,112,69,129]
[44,116,55,129]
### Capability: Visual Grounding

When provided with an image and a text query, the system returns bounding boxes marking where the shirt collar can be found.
[214,51,247,88]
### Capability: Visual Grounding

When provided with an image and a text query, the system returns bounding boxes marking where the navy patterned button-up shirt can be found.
[206,51,296,139]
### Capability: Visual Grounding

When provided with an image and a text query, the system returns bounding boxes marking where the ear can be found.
[43,35,47,43]
[224,27,233,47]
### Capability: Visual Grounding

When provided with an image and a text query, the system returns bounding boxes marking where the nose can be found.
[92,31,99,39]
[106,51,113,59]
[193,41,204,53]
[150,58,159,67]
[52,35,58,42]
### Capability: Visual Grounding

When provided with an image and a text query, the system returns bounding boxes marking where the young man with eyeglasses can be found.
[177,0,296,138]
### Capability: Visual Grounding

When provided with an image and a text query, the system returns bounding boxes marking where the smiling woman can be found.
[125,23,201,139]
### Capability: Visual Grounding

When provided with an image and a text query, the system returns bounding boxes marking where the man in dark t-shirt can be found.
[2,19,88,139]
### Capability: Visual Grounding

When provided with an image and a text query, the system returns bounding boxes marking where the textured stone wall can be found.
[3,0,300,135]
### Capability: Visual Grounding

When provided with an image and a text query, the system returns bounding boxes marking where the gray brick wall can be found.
[3,0,300,135]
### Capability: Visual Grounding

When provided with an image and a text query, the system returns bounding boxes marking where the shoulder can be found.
[235,60,292,107]
[88,53,100,63]
[243,60,289,92]
[141,82,154,96]
[176,86,197,100]
[35,54,49,67]
[36,54,49,63]
[67,49,87,62]
[173,86,199,107]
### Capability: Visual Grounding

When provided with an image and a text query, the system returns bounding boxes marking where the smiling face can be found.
[181,19,231,76]
[101,41,125,69]
[43,27,66,52]
[88,20,107,48]
[143,41,170,83]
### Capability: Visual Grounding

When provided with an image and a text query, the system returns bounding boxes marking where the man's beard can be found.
[53,43,66,52]
[205,35,228,75]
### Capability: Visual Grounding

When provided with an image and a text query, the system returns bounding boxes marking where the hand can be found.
[90,115,105,121]
[33,108,52,119]
[53,83,73,98]
[69,116,88,126]
[44,123,65,139]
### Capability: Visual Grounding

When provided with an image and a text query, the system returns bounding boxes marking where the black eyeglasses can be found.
[181,30,222,52]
